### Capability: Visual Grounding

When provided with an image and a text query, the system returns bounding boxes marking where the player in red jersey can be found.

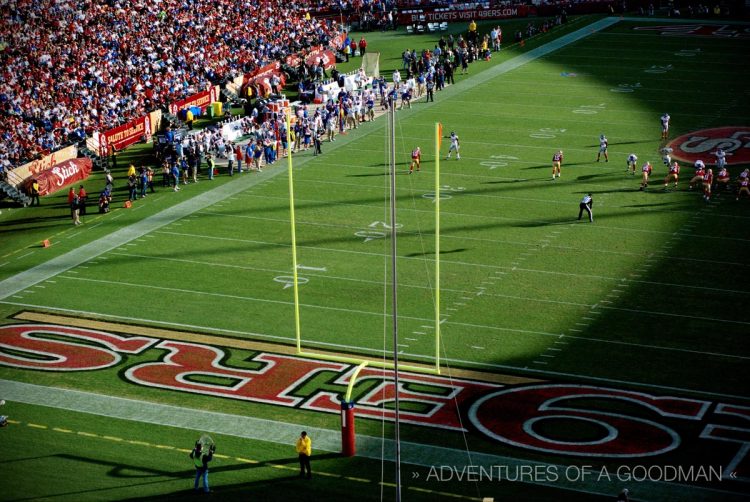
[737,169,750,201]
[689,160,706,190]
[639,161,652,191]
[702,168,714,202]
[664,161,680,190]
[552,150,563,179]
[715,166,731,192]
[409,146,421,174]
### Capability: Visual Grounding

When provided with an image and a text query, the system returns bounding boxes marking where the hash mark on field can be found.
[154,444,175,450]
[471,346,485,350]
[569,328,582,332]
[11,295,23,299]
[575,322,588,326]
[77,431,98,437]
[600,300,611,303]
[103,435,123,442]
[405,337,418,341]
[346,476,371,483]
[127,440,151,446]
[554,340,568,345]
[420,325,433,329]
[27,423,47,429]
[17,252,35,260]
[66,232,82,239]
[461,296,472,300]
[236,457,259,464]
[397,344,410,348]
[540,354,556,358]
[547,348,563,352]
[53,427,73,433]
[532,360,548,365]
[413,331,426,335]
[454,302,466,306]
[582,317,595,321]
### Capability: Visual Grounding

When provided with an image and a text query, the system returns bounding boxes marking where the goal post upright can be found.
[435,122,441,374]
[286,108,303,354]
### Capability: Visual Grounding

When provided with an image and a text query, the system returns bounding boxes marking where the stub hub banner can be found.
[22,158,93,196]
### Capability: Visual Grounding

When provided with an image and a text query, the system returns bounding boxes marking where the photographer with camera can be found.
[189,439,215,493]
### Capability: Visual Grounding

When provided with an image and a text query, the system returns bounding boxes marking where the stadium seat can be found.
[407,25,414,34]
[440,22,448,31]
[428,23,437,32]
[417,24,425,33]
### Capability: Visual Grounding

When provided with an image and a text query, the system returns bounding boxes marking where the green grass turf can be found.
[3,402,614,502]
[1,15,749,502]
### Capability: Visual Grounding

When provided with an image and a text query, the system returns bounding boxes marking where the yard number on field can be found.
[481,154,519,169]
[530,128,566,139]
[573,104,606,114]
[610,83,642,93]
[422,185,466,202]
[355,221,403,242]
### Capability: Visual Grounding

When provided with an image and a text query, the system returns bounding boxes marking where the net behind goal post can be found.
[361,52,380,78]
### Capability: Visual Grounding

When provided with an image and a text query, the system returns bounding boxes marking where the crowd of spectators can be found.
[0,0,343,171]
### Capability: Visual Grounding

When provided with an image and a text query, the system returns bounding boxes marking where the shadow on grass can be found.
[405,248,467,257]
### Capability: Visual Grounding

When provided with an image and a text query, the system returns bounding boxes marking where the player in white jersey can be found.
[446,131,460,160]
[661,146,673,166]
[660,113,670,140]
[627,153,638,175]
[596,134,608,162]
[714,148,727,169]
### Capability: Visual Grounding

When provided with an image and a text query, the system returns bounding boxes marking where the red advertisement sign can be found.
[168,87,218,115]
[23,158,93,196]
[244,62,287,97]
[99,115,153,156]
[305,47,336,69]
[397,6,531,25]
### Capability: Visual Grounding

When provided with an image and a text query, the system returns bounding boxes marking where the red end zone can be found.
[0,317,748,480]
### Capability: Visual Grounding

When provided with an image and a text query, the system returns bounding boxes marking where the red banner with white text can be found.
[168,86,219,115]
[397,5,533,24]
[99,115,153,156]
[24,158,93,197]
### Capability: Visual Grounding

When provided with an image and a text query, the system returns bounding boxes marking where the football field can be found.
[1,15,749,502]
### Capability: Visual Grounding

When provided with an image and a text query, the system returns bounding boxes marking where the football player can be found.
[552,150,563,179]
[627,153,638,175]
[660,113,670,140]
[409,146,421,174]
[689,160,706,190]
[596,134,608,162]
[640,161,652,190]
[446,131,460,160]
[664,161,680,190]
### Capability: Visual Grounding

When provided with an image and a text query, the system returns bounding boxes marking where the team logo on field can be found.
[667,127,750,166]
[633,25,750,38]
[1,320,749,475]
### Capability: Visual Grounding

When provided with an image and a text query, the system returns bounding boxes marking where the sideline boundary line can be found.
[1,379,745,502]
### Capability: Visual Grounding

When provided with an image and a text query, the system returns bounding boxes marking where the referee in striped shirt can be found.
[578,193,593,222]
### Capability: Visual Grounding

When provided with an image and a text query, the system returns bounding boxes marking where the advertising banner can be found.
[168,86,219,115]
[11,145,78,187]
[305,47,336,69]
[98,115,153,157]
[23,158,93,196]
[397,5,532,24]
